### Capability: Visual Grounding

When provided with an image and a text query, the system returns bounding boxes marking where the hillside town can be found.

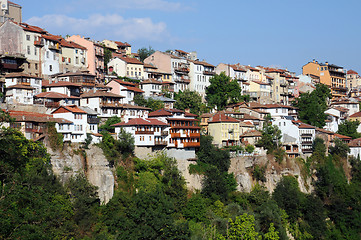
[1,1,361,161]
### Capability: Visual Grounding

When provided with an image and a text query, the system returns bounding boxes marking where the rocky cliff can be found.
[46,143,114,204]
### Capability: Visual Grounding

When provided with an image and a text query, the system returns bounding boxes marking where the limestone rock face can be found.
[85,146,114,204]
[47,143,114,204]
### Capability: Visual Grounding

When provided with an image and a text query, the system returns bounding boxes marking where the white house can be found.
[189,60,215,98]
[140,79,162,97]
[52,105,88,142]
[107,79,144,104]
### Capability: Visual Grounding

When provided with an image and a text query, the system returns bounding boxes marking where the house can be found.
[240,130,262,147]
[303,60,347,98]
[112,118,169,150]
[140,79,162,97]
[148,108,200,160]
[208,112,240,147]
[108,56,144,80]
[78,106,102,143]
[249,81,271,104]
[106,79,143,104]
[66,35,104,81]
[34,91,80,109]
[5,84,34,104]
[331,98,359,116]
[53,71,96,93]
[80,90,124,118]
[273,118,301,158]
[59,38,87,73]
[188,60,215,97]
[348,138,361,158]
[7,110,71,141]
[52,105,88,142]
[5,72,42,94]
[42,80,82,97]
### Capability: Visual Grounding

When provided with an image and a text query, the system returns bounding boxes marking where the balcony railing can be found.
[135,130,154,135]
[183,142,200,148]
[154,141,167,146]
[87,118,100,124]
[203,71,216,75]
[45,102,60,108]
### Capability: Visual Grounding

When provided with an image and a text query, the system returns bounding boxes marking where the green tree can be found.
[264,223,280,240]
[329,138,350,158]
[205,72,243,110]
[226,213,260,240]
[99,116,121,133]
[257,115,282,153]
[138,46,155,62]
[104,47,113,71]
[293,84,331,128]
[337,119,361,139]
[174,89,205,115]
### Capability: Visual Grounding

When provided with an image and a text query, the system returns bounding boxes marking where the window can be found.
[35,63,38,70]
[26,35,30,41]
[34,47,37,56]
[49,65,52,72]
[76,56,79,64]
[27,46,30,55]
[46,51,49,58]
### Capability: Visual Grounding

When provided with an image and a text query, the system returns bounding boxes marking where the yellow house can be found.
[208,113,240,147]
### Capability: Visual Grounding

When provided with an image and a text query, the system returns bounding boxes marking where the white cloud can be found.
[26,14,169,41]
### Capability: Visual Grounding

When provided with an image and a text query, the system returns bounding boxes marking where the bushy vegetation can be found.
[1,121,361,239]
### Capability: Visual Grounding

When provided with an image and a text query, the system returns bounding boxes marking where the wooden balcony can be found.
[188,133,200,138]
[171,133,180,138]
[45,102,60,108]
[101,102,122,108]
[135,130,154,135]
[183,142,200,148]
[154,141,167,146]
[87,118,100,124]
[203,71,216,75]
[25,127,43,133]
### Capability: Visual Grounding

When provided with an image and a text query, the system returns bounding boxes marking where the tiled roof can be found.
[208,113,239,123]
[5,72,42,79]
[144,63,157,69]
[175,49,189,54]
[252,80,270,85]
[185,112,198,117]
[57,71,96,77]
[115,41,131,47]
[19,22,46,34]
[347,69,359,75]
[190,60,215,68]
[8,110,72,124]
[42,34,62,43]
[112,118,169,127]
[240,130,262,137]
[334,133,352,140]
[349,138,361,147]
[120,57,143,65]
[52,105,87,114]
[35,92,80,99]
[81,90,125,98]
[141,79,162,85]
[6,84,34,90]
[121,85,144,93]
[148,108,173,117]
[111,79,136,87]
[349,112,361,118]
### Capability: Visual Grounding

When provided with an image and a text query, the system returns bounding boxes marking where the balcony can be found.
[95,50,104,57]
[87,118,100,124]
[302,141,313,145]
[203,70,216,75]
[48,44,61,51]
[183,142,200,148]
[135,130,154,135]
[25,127,43,133]
[302,149,313,153]
[155,140,167,146]
[45,102,60,108]
[188,133,200,138]
[280,81,287,87]
[171,133,181,138]
[175,67,189,74]
[34,40,44,47]
[100,102,122,108]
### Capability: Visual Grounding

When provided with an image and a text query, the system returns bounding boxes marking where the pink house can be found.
[66,35,104,81]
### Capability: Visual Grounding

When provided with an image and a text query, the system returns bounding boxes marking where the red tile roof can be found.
[120,57,143,65]
[208,113,239,123]
[115,41,131,47]
[349,112,361,118]
[111,79,136,87]
[5,72,42,79]
[19,22,46,34]
[141,79,162,85]
[121,85,144,93]
[8,110,72,124]
[185,112,198,117]
[148,108,173,117]
[175,49,189,54]
[35,92,80,99]
[52,105,87,114]
[349,138,361,147]
[334,133,352,140]
[6,84,34,90]
[112,118,169,127]
[347,69,359,75]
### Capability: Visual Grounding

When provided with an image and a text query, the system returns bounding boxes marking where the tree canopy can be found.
[205,72,243,110]
[174,89,208,116]
[337,119,361,139]
[293,84,331,128]
[137,46,155,62]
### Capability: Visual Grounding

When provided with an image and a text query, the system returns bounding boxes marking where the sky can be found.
[15,0,361,74]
